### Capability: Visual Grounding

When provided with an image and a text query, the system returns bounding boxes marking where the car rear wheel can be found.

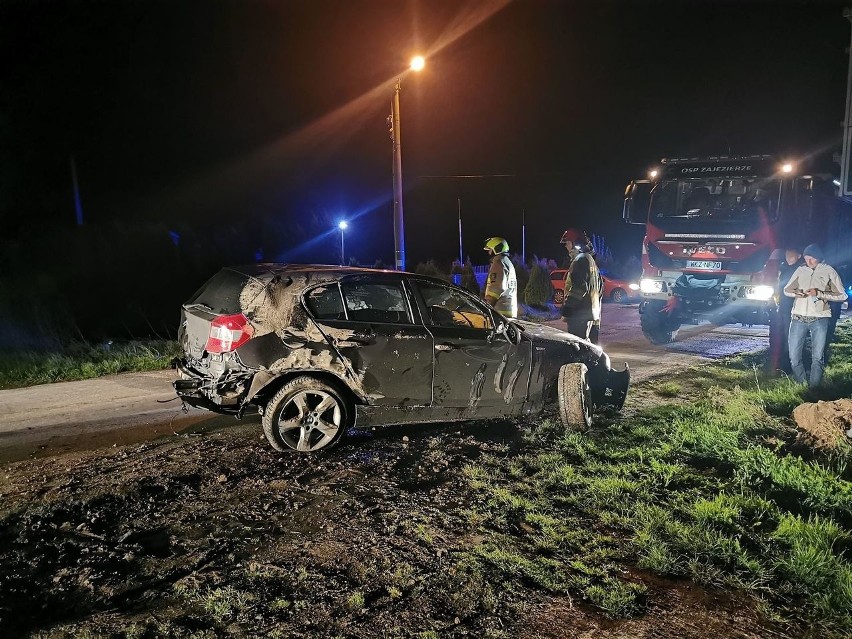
[610,288,626,303]
[262,376,351,452]
[553,289,565,305]
[557,363,592,430]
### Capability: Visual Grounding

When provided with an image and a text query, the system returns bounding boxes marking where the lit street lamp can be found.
[389,55,425,271]
[338,220,348,265]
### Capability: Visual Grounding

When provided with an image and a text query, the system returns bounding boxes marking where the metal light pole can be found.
[338,221,348,265]
[391,82,405,270]
[390,55,425,272]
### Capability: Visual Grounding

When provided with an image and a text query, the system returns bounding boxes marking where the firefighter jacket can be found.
[783,262,847,319]
[562,252,602,322]
[484,252,518,318]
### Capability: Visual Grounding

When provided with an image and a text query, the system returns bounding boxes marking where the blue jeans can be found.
[788,317,829,387]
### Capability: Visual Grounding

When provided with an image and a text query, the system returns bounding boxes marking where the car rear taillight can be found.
[205,314,254,353]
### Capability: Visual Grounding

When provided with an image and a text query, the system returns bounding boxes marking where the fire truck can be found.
[622,155,846,345]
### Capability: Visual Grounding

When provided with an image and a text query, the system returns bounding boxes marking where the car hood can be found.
[514,320,602,354]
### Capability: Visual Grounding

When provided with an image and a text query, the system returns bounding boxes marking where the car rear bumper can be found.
[173,358,246,415]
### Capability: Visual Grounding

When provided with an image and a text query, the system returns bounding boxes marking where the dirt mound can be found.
[792,399,852,450]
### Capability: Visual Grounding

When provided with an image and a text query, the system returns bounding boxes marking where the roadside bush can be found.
[524,259,553,308]
[414,260,450,282]
[451,259,480,296]
[510,254,530,295]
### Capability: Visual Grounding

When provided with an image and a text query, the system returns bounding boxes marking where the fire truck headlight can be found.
[640,279,664,293]
[745,285,775,301]
[629,282,640,291]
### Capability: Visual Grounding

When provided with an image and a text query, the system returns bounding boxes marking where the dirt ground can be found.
[0,401,797,639]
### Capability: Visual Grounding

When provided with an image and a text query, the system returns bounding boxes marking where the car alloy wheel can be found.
[611,288,626,303]
[263,377,350,452]
[553,290,565,305]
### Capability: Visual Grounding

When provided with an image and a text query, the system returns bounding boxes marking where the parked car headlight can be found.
[639,278,664,293]
[745,285,774,301]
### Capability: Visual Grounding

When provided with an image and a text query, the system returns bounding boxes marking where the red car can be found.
[550,270,639,305]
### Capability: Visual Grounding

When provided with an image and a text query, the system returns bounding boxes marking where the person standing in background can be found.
[482,236,518,319]
[783,244,847,388]
[559,228,602,343]
[776,248,803,373]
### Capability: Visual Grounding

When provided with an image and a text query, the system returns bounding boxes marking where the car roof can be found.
[223,263,450,287]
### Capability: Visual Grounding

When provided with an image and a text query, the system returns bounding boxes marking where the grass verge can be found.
[457,323,852,634]
[0,339,181,389]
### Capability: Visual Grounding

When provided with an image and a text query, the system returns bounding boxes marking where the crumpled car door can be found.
[412,279,531,410]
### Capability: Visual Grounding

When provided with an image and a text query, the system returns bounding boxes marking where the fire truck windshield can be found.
[650,177,780,225]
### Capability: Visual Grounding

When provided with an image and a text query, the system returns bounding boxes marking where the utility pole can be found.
[840,7,852,198]
[338,221,347,265]
[458,198,463,264]
[70,155,84,226]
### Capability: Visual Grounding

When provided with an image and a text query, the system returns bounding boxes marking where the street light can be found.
[389,55,425,271]
[338,220,348,265]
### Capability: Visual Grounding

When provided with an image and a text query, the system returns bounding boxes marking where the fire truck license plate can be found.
[686,260,722,270]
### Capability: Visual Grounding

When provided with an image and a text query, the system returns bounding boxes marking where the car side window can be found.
[417,281,493,330]
[340,281,411,324]
[304,284,346,320]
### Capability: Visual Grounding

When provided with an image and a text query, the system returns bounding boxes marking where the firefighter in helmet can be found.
[483,236,518,318]
[559,228,602,343]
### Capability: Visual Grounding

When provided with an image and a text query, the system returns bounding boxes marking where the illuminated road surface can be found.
[0,302,770,461]
[546,302,770,383]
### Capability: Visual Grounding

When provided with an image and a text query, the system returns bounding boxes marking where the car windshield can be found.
[186,269,250,314]
[650,177,780,222]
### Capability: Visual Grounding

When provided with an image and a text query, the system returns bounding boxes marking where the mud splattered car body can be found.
[174,265,629,452]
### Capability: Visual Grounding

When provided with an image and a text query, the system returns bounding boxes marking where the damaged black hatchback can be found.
[174,265,629,452]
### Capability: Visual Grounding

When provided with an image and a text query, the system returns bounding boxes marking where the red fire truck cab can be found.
[623,156,841,345]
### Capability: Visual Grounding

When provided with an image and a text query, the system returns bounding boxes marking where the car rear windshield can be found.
[186,269,250,314]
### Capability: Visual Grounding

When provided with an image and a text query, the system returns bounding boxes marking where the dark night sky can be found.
[2,0,850,267]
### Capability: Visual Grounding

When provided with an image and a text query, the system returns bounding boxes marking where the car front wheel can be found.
[553,289,565,305]
[262,376,351,452]
[557,363,592,430]
[610,288,626,303]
